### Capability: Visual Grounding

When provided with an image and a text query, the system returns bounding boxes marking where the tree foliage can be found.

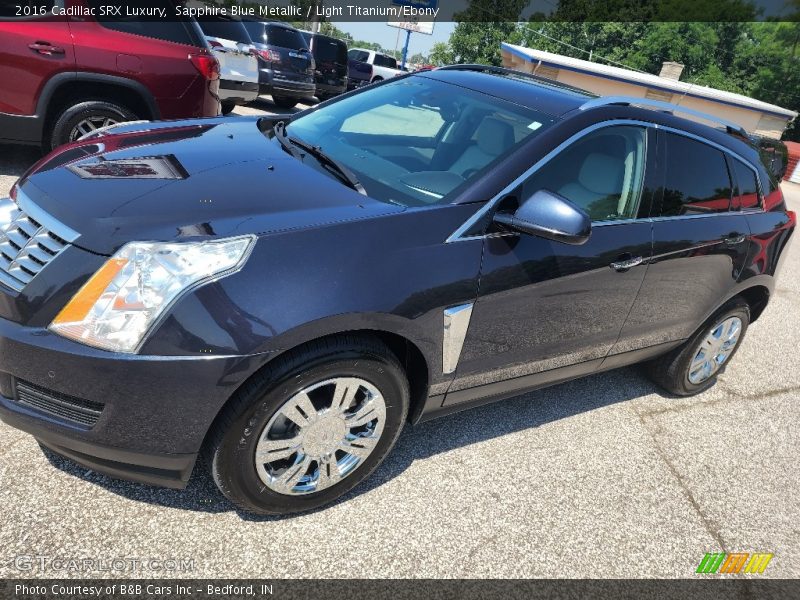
[435,16,800,139]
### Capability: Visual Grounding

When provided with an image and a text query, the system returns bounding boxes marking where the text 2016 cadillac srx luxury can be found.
[0,66,794,514]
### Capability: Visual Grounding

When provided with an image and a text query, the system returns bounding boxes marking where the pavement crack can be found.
[630,404,728,552]
[636,383,800,419]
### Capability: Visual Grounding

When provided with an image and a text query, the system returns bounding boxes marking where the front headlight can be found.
[49,236,256,353]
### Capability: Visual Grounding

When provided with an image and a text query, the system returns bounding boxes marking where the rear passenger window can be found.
[87,1,202,46]
[661,133,732,216]
[730,158,761,210]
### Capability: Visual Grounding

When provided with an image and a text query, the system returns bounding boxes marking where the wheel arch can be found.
[39,72,160,133]
[199,327,432,457]
[735,284,771,323]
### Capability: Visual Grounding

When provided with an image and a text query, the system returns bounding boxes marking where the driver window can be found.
[522,125,648,222]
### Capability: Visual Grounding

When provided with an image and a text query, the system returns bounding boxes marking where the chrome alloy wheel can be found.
[70,116,120,142]
[688,317,743,384]
[254,377,386,495]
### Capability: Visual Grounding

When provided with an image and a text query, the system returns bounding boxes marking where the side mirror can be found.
[493,189,591,245]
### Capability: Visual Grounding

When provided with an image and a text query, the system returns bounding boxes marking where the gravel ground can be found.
[0,103,798,578]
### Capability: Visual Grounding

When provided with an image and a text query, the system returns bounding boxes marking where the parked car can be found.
[347,48,404,82]
[0,66,794,515]
[197,16,258,115]
[242,21,315,109]
[347,59,373,91]
[300,31,348,101]
[0,0,220,149]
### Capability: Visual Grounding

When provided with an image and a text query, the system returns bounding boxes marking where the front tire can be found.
[645,299,750,396]
[50,100,138,150]
[205,335,409,515]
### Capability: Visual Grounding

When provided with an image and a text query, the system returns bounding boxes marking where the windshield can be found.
[284,76,555,207]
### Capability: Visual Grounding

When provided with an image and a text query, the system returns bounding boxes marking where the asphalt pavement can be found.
[0,103,797,578]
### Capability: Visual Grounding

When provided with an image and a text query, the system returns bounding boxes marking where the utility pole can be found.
[311,0,321,33]
[401,29,412,70]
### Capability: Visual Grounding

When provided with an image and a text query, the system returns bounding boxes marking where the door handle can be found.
[610,255,643,272]
[723,232,746,245]
[28,42,65,56]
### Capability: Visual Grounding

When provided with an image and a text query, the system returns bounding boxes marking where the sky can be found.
[338,21,456,57]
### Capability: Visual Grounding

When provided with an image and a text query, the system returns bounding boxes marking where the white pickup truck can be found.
[347,48,404,82]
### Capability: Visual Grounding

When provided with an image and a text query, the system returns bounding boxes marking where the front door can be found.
[445,124,657,404]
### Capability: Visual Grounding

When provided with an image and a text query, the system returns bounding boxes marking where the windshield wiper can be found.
[273,120,304,161]
[273,121,366,196]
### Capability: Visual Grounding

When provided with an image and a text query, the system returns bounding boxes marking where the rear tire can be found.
[205,335,409,515]
[220,100,237,115]
[272,96,299,109]
[644,299,750,396]
[50,100,138,150]
[371,76,384,83]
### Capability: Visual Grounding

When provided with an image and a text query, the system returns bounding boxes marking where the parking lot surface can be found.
[0,101,798,578]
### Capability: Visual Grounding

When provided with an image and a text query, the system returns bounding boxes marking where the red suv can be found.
[0,0,220,149]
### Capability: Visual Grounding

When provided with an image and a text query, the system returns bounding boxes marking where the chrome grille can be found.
[0,196,74,292]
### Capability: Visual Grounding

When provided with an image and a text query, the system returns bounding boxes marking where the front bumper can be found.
[0,316,267,488]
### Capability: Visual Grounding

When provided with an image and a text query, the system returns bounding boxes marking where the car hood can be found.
[15,117,403,255]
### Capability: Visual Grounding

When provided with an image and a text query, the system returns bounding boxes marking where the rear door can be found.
[0,4,75,129]
[264,24,312,81]
[619,130,752,351]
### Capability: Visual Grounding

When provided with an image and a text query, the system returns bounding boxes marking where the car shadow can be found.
[0,144,42,182]
[40,365,669,520]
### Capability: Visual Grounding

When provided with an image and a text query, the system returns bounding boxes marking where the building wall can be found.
[502,50,788,139]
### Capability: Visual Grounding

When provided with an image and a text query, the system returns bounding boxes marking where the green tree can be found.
[428,42,454,66]
[448,0,527,65]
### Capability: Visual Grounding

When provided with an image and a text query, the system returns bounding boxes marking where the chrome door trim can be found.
[443,303,474,374]
[446,119,765,243]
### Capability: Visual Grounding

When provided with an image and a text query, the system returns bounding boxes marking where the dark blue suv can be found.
[0,66,794,514]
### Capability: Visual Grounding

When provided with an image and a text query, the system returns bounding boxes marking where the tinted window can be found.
[521,126,648,222]
[242,21,266,44]
[88,0,202,46]
[730,158,761,210]
[265,25,307,50]
[198,17,252,44]
[661,133,732,216]
[313,36,347,63]
[374,54,398,69]
[348,49,369,62]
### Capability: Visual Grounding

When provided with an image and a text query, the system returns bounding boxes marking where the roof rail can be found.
[579,96,749,138]
[437,64,594,95]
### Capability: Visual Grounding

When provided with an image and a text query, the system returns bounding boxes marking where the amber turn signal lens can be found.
[52,259,128,325]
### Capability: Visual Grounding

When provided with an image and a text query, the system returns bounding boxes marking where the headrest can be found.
[578,153,624,195]
[475,117,514,156]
